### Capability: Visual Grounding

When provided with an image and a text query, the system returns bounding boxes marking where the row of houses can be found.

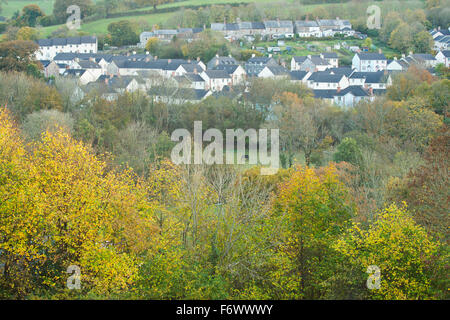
[210,18,354,40]
[430,27,450,51]
[35,36,98,60]
[139,27,204,47]
[137,18,356,46]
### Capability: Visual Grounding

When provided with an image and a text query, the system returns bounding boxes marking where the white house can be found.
[294,20,321,37]
[307,71,349,90]
[333,86,373,108]
[435,50,450,67]
[213,64,247,85]
[200,70,231,92]
[321,52,339,68]
[258,65,289,78]
[387,57,410,71]
[349,71,391,89]
[35,36,97,60]
[352,52,387,72]
[63,69,98,85]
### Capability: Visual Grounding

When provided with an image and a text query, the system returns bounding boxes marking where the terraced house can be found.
[35,36,98,60]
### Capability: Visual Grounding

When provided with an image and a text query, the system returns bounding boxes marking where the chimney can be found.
[216,54,219,58]
[438,26,441,30]
[105,77,109,85]
[307,54,311,59]
[133,51,136,55]
[408,51,413,56]
[146,51,150,55]
[194,67,198,74]
[369,87,373,96]
[337,86,341,93]
[394,56,397,60]
[154,56,158,60]
[197,57,200,61]
[269,54,273,58]
[251,53,256,58]
[188,59,191,63]
[168,59,172,64]
[378,48,382,54]
[401,53,405,59]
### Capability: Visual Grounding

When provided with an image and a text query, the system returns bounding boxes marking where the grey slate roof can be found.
[350,71,388,83]
[294,20,319,27]
[213,64,240,74]
[308,71,344,83]
[77,60,101,69]
[37,36,97,47]
[264,20,293,29]
[289,71,309,80]
[441,50,450,57]
[321,52,338,59]
[334,86,368,97]
[204,70,231,79]
[357,52,387,60]
[264,65,289,76]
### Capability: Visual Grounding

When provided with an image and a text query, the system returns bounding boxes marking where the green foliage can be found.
[106,20,139,47]
[333,137,363,166]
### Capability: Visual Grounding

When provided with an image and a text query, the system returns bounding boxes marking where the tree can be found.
[0,40,39,73]
[389,22,414,53]
[16,27,39,40]
[107,20,139,47]
[0,107,158,298]
[273,93,334,167]
[334,204,441,300]
[21,109,74,142]
[413,30,434,53]
[363,37,372,49]
[260,165,355,299]
[19,4,45,27]
[388,126,449,243]
[333,137,363,166]
[145,37,160,54]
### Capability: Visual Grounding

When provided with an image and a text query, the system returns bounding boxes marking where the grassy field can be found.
[1,0,56,17]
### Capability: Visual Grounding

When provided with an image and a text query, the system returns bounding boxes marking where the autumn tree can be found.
[18,4,45,27]
[258,165,355,299]
[0,40,39,73]
[334,204,442,300]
